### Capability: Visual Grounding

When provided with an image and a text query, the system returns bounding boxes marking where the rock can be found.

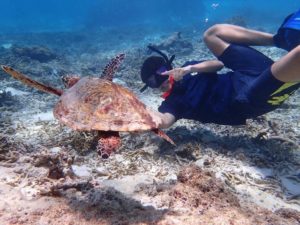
[149,32,193,55]
[13,168,24,174]
[0,90,15,107]
[201,132,217,143]
[2,43,12,49]
[153,32,182,49]
[71,165,91,177]
[20,186,39,200]
[50,147,62,154]
[225,16,247,27]
[275,208,300,222]
[48,166,65,180]
[94,167,110,176]
[4,87,29,96]
[195,155,211,167]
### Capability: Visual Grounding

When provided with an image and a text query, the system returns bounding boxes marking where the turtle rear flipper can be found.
[152,129,176,146]
[1,65,63,96]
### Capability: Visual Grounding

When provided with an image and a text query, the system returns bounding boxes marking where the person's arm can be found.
[187,60,224,74]
[161,60,224,81]
[158,112,175,129]
[147,107,176,129]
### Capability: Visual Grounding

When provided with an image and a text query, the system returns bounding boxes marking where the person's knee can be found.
[271,44,300,82]
[289,45,300,61]
[293,45,300,56]
[203,24,227,44]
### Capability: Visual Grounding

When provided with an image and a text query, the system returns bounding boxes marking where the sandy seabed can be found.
[0,27,299,224]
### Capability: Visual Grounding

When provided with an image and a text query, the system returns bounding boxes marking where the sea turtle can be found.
[1,54,175,159]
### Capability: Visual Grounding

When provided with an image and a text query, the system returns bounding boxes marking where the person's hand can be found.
[146,106,163,128]
[160,65,192,81]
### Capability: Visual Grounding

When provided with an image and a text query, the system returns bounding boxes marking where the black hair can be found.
[140,46,175,92]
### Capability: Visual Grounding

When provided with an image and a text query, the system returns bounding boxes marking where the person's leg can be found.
[217,44,273,74]
[204,24,274,57]
[243,47,300,113]
[271,45,300,82]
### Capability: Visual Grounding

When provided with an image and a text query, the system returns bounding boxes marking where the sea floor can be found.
[0,26,299,225]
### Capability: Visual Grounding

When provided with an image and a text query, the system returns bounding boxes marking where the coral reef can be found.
[32,149,74,180]
[0,90,15,107]
[11,45,58,62]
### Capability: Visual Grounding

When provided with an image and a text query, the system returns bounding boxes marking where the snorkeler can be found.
[140,9,300,129]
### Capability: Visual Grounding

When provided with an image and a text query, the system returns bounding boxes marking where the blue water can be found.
[0,0,298,33]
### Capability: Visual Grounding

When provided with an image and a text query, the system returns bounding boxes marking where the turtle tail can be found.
[1,65,63,96]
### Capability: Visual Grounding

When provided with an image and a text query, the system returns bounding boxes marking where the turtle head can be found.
[61,75,80,88]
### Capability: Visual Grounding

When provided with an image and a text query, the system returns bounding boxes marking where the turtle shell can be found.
[53,77,157,132]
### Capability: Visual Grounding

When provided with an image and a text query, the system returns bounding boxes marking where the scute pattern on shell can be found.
[53,77,157,132]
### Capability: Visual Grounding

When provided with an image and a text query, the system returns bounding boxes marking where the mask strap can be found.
[147,45,169,61]
[147,45,175,69]
[168,55,175,66]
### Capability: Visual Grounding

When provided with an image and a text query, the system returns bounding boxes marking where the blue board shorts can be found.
[218,44,300,119]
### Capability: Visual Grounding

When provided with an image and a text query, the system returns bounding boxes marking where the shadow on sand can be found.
[61,185,168,224]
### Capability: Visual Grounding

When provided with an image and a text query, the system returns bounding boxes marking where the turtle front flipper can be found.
[96,131,121,159]
[100,53,125,81]
[1,65,63,96]
[152,129,176,146]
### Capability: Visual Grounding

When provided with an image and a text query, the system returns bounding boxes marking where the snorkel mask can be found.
[140,45,175,92]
